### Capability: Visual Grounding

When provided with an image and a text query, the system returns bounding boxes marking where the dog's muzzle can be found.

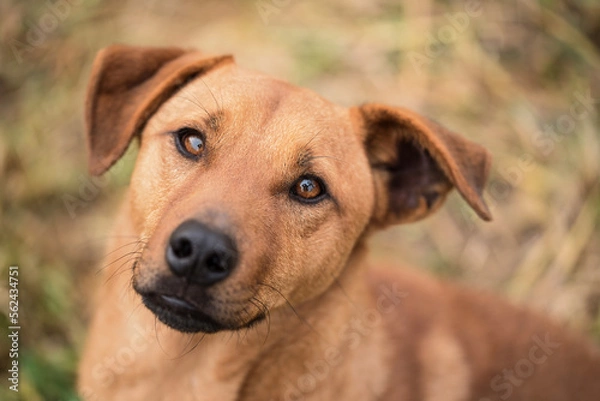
[139,219,241,333]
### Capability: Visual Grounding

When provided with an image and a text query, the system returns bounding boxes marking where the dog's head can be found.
[86,45,491,333]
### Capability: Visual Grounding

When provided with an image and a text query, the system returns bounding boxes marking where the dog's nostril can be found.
[205,252,228,273]
[172,238,193,258]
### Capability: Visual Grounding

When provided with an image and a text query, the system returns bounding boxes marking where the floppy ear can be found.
[85,44,233,175]
[352,103,492,227]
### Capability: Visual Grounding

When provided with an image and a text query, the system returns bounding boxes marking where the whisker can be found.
[251,296,271,345]
[198,77,223,118]
[103,252,142,282]
[304,127,326,149]
[96,247,141,273]
[72,235,141,252]
[168,333,203,360]
[182,333,206,357]
[181,93,213,121]
[96,238,148,273]
[305,154,345,164]
[125,298,146,323]
[256,282,322,339]
[102,238,146,257]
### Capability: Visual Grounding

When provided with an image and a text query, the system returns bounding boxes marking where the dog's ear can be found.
[352,103,492,227]
[85,44,233,175]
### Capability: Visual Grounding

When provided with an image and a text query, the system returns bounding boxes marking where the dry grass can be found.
[1,0,599,399]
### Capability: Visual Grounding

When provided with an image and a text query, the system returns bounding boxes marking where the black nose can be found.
[166,220,238,285]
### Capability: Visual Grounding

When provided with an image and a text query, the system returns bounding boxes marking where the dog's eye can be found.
[290,176,327,203]
[174,128,205,159]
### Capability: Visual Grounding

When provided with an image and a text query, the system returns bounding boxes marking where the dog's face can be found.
[130,65,376,332]
[86,45,491,333]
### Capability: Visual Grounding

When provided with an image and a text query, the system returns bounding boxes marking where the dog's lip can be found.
[159,294,196,311]
[142,292,204,316]
[138,290,267,333]
[141,292,224,333]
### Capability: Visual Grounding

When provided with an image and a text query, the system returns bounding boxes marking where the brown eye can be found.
[291,176,326,203]
[183,134,204,155]
[174,128,205,159]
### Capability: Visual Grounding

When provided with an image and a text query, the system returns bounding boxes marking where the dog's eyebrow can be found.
[296,127,328,168]
[297,148,315,168]
[203,110,225,132]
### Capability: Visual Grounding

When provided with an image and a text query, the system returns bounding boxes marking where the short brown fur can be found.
[79,45,600,401]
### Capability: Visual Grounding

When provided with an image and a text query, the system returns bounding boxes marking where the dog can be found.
[78,44,600,401]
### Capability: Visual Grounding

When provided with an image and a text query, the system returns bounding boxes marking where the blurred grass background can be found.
[0,0,599,399]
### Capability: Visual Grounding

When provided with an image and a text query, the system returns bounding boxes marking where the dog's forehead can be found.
[189,63,330,108]
[150,63,355,166]
[170,65,346,134]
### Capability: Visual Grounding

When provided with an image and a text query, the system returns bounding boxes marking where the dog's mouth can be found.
[140,292,266,334]
[141,293,223,333]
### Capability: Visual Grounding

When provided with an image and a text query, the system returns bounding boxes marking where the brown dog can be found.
[78,45,600,401]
